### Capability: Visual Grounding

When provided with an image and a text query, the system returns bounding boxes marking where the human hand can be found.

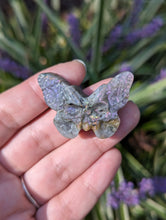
[0,60,140,220]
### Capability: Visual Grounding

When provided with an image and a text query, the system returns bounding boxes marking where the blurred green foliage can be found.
[0,0,166,219]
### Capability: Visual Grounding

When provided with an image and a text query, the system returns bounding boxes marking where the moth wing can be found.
[88,71,133,111]
[54,111,81,139]
[105,71,134,111]
[38,73,83,111]
[93,118,120,139]
[88,72,134,138]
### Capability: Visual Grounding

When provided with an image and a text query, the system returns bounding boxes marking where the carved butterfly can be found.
[38,71,134,139]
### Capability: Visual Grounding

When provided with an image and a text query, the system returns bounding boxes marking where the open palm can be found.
[0,60,140,220]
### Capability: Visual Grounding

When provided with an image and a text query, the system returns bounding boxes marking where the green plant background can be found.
[0,0,166,219]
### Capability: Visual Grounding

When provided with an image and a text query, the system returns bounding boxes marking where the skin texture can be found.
[0,60,140,220]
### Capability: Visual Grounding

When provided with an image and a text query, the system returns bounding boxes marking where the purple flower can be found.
[42,13,48,33]
[0,58,31,79]
[139,177,166,198]
[140,17,163,38]
[42,0,51,33]
[107,181,139,209]
[67,14,81,47]
[129,0,144,27]
[86,48,92,61]
[159,69,166,79]
[107,182,120,209]
[102,25,122,53]
[125,17,163,45]
[153,177,166,193]
[124,29,141,44]
[107,177,166,209]
[107,193,120,209]
[139,178,155,199]
[154,68,166,82]
[119,63,132,73]
[118,181,139,206]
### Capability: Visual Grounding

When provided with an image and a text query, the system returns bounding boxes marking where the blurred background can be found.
[0,0,166,219]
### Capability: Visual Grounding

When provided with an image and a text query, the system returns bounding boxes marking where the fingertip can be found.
[130,101,140,126]
[99,148,122,176]
[110,148,122,168]
[36,60,86,86]
[114,101,140,140]
[120,101,140,128]
[73,59,87,71]
[81,148,122,199]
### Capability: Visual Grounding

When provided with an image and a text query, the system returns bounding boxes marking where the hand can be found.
[0,60,140,220]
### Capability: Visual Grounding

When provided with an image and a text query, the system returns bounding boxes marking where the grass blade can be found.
[130,78,166,107]
[141,199,166,219]
[140,0,164,23]
[116,168,130,220]
[91,0,105,83]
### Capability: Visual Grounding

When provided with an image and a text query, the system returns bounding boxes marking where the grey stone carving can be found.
[38,71,133,139]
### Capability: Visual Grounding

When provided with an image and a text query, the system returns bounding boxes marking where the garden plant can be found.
[0,0,166,219]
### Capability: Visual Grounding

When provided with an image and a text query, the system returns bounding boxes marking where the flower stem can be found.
[91,0,105,83]
[116,168,130,220]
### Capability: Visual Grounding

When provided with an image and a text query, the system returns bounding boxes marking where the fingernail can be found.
[74,59,87,71]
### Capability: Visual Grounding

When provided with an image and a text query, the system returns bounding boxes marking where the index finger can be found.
[0,60,86,147]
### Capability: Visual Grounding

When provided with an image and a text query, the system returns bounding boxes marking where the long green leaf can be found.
[0,33,28,65]
[32,9,42,62]
[33,0,97,82]
[9,0,28,31]
[128,41,166,71]
[140,0,164,23]
[91,0,105,82]
[120,146,151,178]
[130,78,166,107]
[141,199,166,219]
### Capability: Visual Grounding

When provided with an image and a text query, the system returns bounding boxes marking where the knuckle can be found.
[92,137,111,153]
[0,107,20,130]
[83,178,99,201]
[52,158,72,186]
[57,195,79,220]
[29,125,53,153]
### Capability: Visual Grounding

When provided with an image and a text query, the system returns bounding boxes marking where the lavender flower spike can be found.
[108,177,166,209]
[107,182,120,209]
[118,181,139,206]
[119,63,132,73]
[153,177,166,193]
[125,17,163,45]
[139,178,155,199]
[107,181,139,209]
[107,192,120,209]
[139,177,166,197]
[154,68,166,82]
[67,14,81,47]
[41,0,51,32]
[140,17,163,38]
[129,0,144,27]
[102,25,122,53]
[0,58,31,79]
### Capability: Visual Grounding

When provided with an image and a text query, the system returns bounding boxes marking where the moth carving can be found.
[38,72,134,139]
